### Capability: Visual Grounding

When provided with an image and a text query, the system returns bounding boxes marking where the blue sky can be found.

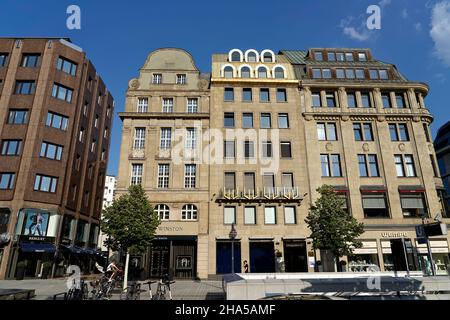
[1,0,449,176]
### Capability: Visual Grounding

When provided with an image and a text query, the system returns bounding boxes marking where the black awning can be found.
[20,243,56,253]
[398,185,426,193]
[360,185,387,193]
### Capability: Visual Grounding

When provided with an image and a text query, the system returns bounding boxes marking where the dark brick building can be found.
[0,38,114,279]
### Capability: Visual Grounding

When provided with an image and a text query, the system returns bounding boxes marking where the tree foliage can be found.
[305,185,364,258]
[100,184,160,254]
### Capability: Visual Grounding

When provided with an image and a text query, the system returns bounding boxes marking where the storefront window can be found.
[88,224,99,246]
[61,215,75,240]
[0,208,10,233]
[19,209,49,236]
[75,220,87,245]
[348,254,380,272]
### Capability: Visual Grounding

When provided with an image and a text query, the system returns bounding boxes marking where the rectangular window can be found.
[224,207,236,225]
[321,154,330,177]
[260,88,270,102]
[345,52,354,61]
[263,173,275,193]
[398,124,409,141]
[361,93,371,108]
[244,172,255,191]
[157,164,169,188]
[94,115,99,128]
[185,128,197,150]
[224,141,235,158]
[131,164,143,185]
[134,128,146,150]
[264,207,276,224]
[381,94,391,108]
[224,172,235,191]
[327,52,336,61]
[321,154,341,177]
[242,113,253,128]
[396,93,406,108]
[356,69,365,79]
[369,69,379,79]
[347,93,356,108]
[331,154,342,177]
[280,142,292,158]
[389,124,399,141]
[317,123,337,141]
[336,52,345,61]
[379,69,388,80]
[354,123,373,141]
[56,57,77,76]
[430,155,439,177]
[260,113,271,128]
[423,123,431,142]
[311,92,322,107]
[34,174,58,193]
[160,128,171,149]
[395,155,405,177]
[91,139,96,153]
[176,74,186,84]
[52,83,73,102]
[276,89,287,102]
[244,141,255,158]
[0,54,7,67]
[404,155,416,177]
[362,192,389,218]
[40,142,63,160]
[15,81,35,95]
[184,164,196,188]
[284,206,296,224]
[224,112,235,127]
[363,123,374,141]
[354,124,363,141]
[152,74,162,84]
[358,155,369,177]
[325,92,336,107]
[8,109,28,124]
[242,88,252,102]
[262,141,272,158]
[0,173,15,190]
[137,98,148,112]
[162,98,173,113]
[345,69,355,79]
[314,52,323,61]
[336,69,345,79]
[281,173,294,189]
[1,140,22,156]
[358,154,379,177]
[187,98,198,113]
[224,88,234,101]
[322,69,332,78]
[401,193,427,218]
[21,54,40,67]
[244,207,256,225]
[312,68,322,79]
[358,52,367,61]
[368,154,379,177]
[395,154,416,177]
[278,113,289,128]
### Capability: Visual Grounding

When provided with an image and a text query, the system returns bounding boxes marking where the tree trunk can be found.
[335,255,341,272]
[123,252,130,290]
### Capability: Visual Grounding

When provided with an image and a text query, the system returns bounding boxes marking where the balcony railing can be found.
[217,187,302,204]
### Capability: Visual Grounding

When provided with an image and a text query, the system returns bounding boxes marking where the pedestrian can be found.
[243,260,249,273]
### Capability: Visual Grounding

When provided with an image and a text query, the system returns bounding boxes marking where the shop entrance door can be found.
[390,238,416,271]
[172,241,196,278]
[283,240,308,272]
[149,241,170,278]
[249,241,275,273]
[216,241,241,274]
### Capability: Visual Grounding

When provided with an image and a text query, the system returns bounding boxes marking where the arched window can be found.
[155,204,170,220]
[274,66,285,79]
[240,66,251,78]
[263,52,273,62]
[224,66,234,78]
[257,66,268,78]
[231,51,241,62]
[182,204,198,220]
[247,52,257,62]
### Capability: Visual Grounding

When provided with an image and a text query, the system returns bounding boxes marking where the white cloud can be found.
[430,1,450,67]
[401,9,408,19]
[415,22,422,31]
[343,27,371,41]
[379,0,391,8]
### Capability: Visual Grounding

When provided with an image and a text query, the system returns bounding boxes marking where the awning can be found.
[398,185,426,193]
[360,185,387,193]
[60,244,83,254]
[333,185,349,193]
[20,243,56,253]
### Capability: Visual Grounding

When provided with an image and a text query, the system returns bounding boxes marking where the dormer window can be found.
[240,66,251,78]
[247,52,257,62]
[224,66,234,78]
[263,52,273,62]
[314,52,323,61]
[176,74,186,84]
[336,52,345,61]
[345,52,354,61]
[153,74,162,84]
[358,52,367,61]
[231,51,241,61]
[327,52,336,61]
[274,67,285,79]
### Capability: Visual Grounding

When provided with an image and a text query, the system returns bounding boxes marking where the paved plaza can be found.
[0,278,225,300]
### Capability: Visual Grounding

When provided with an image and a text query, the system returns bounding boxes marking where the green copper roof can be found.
[279,50,307,64]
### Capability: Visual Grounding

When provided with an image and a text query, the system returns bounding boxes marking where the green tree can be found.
[305,185,364,271]
[100,184,159,286]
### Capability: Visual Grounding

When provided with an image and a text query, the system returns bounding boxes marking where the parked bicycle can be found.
[119,281,141,300]
[66,279,89,300]
[147,274,175,300]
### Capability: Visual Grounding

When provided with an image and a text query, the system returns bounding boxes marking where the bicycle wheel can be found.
[82,283,89,300]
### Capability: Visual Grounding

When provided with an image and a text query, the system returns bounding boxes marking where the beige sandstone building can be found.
[116,48,450,279]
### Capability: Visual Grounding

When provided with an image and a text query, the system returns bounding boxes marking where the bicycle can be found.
[119,281,141,300]
[66,279,89,300]
[151,274,175,300]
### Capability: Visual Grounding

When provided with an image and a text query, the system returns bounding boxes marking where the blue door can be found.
[216,241,241,274]
[250,241,275,273]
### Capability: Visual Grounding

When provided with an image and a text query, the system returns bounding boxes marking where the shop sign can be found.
[19,235,55,243]
[158,225,183,232]
[381,232,408,238]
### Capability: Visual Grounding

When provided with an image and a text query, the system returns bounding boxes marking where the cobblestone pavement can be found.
[0,278,225,300]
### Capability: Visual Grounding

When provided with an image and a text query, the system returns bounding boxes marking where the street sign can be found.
[415,225,426,238]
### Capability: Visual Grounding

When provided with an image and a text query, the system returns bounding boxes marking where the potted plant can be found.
[41,261,53,279]
[16,261,27,280]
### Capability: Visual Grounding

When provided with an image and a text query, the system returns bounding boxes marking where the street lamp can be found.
[229,223,237,274]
